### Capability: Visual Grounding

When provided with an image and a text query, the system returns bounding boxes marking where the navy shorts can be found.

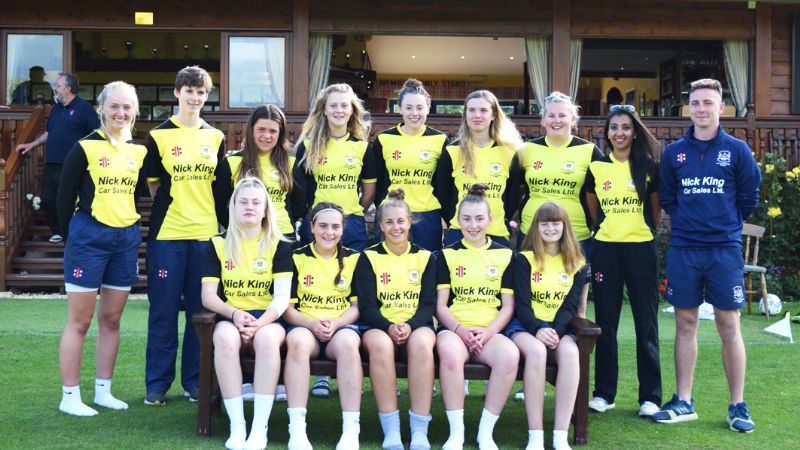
[63,213,141,289]
[217,309,266,324]
[285,322,365,357]
[665,246,745,310]
[502,318,528,339]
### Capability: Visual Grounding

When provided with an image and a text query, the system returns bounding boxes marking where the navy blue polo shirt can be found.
[45,96,99,164]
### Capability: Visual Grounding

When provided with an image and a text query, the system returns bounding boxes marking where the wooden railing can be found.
[0,108,45,290]
[205,105,799,166]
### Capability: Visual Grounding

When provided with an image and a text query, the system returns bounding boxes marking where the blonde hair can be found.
[456,90,522,177]
[224,177,286,267]
[96,81,139,142]
[520,202,584,273]
[542,91,580,132]
[296,83,371,174]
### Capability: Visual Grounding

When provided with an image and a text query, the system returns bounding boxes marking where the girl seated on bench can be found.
[200,177,293,450]
[435,183,519,450]
[506,202,589,450]
[356,189,438,450]
[283,202,363,450]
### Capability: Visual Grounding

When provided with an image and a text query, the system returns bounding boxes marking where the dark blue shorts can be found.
[665,246,745,310]
[502,318,528,339]
[285,322,365,357]
[63,213,141,289]
[216,309,266,324]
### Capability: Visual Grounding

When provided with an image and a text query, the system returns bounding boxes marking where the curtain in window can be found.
[308,34,332,108]
[723,39,748,117]
[264,38,285,108]
[570,38,583,100]
[525,37,549,111]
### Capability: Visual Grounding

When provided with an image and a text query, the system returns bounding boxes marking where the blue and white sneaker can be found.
[652,394,698,423]
[727,401,755,433]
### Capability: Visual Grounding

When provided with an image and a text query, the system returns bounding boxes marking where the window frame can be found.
[1,30,72,106]
[220,32,290,111]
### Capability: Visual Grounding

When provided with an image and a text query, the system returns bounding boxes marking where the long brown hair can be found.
[237,104,293,191]
[603,107,661,202]
[455,90,522,177]
[520,202,584,273]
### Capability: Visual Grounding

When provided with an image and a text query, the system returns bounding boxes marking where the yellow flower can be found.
[765,164,775,173]
[787,171,796,179]
[767,207,782,218]
[793,166,800,175]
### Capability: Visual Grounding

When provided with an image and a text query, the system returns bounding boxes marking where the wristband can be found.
[454,324,462,333]
[231,309,238,321]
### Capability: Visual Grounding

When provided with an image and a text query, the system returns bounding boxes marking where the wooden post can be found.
[552,0,571,94]
[290,0,310,112]
[754,3,772,118]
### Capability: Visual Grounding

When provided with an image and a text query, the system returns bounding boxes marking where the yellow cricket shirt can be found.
[290,243,360,320]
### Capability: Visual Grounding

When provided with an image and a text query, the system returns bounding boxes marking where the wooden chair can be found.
[742,223,770,319]
[192,312,601,445]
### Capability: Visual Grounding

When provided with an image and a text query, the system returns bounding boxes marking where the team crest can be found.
[562,161,576,172]
[344,155,357,168]
[270,170,280,179]
[126,159,138,172]
[558,272,571,286]
[488,163,502,176]
[733,285,744,303]
[486,265,500,280]
[419,151,432,163]
[335,276,349,291]
[677,152,686,164]
[252,258,268,273]
[408,270,420,285]
[199,146,212,159]
[716,150,731,167]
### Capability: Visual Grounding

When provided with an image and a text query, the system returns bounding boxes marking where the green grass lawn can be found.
[0,298,797,449]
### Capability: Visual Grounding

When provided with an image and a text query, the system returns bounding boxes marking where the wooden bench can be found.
[193,312,601,445]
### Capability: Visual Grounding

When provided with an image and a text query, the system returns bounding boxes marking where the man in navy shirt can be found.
[654,79,760,433]
[16,72,99,243]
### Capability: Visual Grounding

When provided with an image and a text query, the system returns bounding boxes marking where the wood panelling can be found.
[309,0,552,35]
[756,3,773,117]
[552,0,571,93]
[290,0,309,112]
[571,0,754,38]
[771,5,800,117]
[0,0,291,30]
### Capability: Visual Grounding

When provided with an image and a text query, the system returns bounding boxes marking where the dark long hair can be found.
[604,109,661,202]
[238,104,293,192]
[309,202,346,286]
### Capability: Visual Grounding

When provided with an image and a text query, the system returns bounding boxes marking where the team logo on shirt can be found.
[335,276,350,291]
[392,149,402,160]
[344,155,357,168]
[199,146,212,159]
[304,274,314,287]
[172,146,182,157]
[627,179,636,191]
[562,161,576,173]
[456,265,467,278]
[677,152,686,164]
[602,180,612,191]
[318,156,327,165]
[558,272,571,286]
[488,163,502,176]
[380,272,392,285]
[533,160,543,170]
[733,285,744,303]
[716,150,731,167]
[226,260,235,271]
[419,151,432,163]
[486,265,500,281]
[252,258,268,274]
[126,159,138,172]
[531,272,542,283]
[99,156,110,168]
[408,270,420,285]
[270,170,280,179]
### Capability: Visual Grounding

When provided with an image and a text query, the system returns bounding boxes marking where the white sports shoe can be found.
[275,384,287,402]
[588,396,615,413]
[638,401,660,417]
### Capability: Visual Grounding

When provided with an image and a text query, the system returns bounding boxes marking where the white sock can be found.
[409,410,432,450]
[476,408,500,450]
[60,385,98,416]
[287,408,312,450]
[443,409,465,450]
[245,394,274,450]
[552,430,571,450]
[93,378,128,410]
[379,410,403,450]
[526,430,544,450]
[223,396,247,450]
[336,411,360,450]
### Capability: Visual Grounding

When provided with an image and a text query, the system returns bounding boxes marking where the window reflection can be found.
[6,34,63,105]
[228,36,285,108]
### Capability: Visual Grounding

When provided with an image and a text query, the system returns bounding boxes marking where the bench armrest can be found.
[570,316,602,337]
